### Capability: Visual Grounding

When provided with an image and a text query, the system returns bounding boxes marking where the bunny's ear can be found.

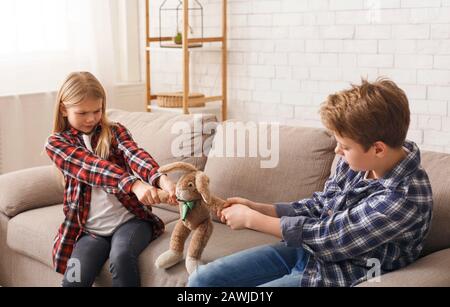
[158,162,198,174]
[195,171,211,204]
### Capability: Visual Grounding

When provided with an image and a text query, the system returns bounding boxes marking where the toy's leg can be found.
[155,220,191,269]
[186,219,213,274]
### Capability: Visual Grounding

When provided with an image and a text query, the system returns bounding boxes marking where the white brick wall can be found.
[145,0,450,153]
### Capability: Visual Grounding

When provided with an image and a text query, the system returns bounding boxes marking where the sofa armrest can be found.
[357,248,450,287]
[0,165,64,217]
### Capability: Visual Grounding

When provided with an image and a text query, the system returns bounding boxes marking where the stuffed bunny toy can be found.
[155,162,225,274]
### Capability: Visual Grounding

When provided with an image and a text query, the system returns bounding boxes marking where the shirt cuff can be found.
[275,203,297,217]
[149,171,164,188]
[280,216,307,248]
[118,173,139,194]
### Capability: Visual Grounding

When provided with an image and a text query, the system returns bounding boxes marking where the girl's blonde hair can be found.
[53,71,113,159]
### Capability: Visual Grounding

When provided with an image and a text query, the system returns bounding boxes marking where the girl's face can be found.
[61,97,103,134]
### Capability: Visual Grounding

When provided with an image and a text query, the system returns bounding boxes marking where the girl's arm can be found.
[46,134,137,195]
[114,123,162,187]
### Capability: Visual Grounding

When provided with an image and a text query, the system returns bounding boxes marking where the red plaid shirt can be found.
[45,122,165,274]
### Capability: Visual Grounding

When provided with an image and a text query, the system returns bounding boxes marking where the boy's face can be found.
[334,133,376,172]
[61,98,103,134]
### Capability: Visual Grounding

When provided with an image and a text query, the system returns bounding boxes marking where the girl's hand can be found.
[157,175,178,206]
[131,180,161,206]
[221,204,252,230]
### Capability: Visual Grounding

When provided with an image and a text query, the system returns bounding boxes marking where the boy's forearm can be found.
[248,202,278,217]
[246,210,282,238]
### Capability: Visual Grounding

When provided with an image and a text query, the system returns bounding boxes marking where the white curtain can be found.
[0,0,118,174]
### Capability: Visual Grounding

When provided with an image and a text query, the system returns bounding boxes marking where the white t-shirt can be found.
[82,133,135,236]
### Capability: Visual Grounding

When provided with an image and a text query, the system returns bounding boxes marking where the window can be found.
[0,0,97,95]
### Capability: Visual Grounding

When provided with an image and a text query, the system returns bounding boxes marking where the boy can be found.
[188,78,433,287]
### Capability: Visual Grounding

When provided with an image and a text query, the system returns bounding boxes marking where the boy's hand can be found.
[218,197,255,222]
[157,175,178,205]
[221,204,252,230]
[131,180,161,206]
[216,199,233,221]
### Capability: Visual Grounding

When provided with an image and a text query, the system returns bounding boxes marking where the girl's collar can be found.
[69,124,102,136]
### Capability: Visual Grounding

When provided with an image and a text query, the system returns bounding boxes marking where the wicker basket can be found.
[156,92,205,108]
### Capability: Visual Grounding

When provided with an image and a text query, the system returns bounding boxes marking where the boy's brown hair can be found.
[320,78,410,151]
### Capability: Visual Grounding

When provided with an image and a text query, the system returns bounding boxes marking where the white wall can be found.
[0,85,146,174]
[144,0,450,153]
[0,1,146,174]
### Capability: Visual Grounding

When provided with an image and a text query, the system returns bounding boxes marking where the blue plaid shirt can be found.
[276,140,433,287]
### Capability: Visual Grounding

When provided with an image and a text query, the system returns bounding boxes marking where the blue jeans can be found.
[62,218,153,287]
[188,243,307,287]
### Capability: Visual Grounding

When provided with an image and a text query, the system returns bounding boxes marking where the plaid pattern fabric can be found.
[276,140,433,287]
[45,122,165,274]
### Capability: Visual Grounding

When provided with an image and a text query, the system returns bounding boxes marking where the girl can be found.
[46,71,178,287]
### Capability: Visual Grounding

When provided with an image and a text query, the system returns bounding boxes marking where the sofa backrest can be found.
[204,121,337,204]
[106,109,217,171]
[420,151,450,256]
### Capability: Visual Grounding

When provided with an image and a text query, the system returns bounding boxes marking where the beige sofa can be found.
[0,109,449,287]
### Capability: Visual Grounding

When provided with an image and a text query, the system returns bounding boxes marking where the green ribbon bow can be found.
[181,200,196,221]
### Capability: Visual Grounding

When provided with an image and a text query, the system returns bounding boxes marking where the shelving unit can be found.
[145,0,227,120]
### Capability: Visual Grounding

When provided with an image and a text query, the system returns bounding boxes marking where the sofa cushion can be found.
[106,109,217,171]
[95,220,280,287]
[7,205,64,267]
[358,248,450,287]
[7,204,277,286]
[204,122,336,204]
[420,151,450,256]
[0,166,64,218]
[7,204,181,268]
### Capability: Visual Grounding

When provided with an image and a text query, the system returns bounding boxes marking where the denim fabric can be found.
[188,243,307,287]
[62,218,152,287]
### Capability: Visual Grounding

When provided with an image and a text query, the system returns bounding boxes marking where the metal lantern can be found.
[159,0,204,48]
